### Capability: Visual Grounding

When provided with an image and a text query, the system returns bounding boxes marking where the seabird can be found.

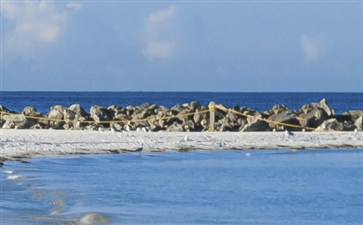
[183,135,189,142]
[285,130,294,137]
[354,128,359,137]
[125,125,130,132]
[134,143,144,157]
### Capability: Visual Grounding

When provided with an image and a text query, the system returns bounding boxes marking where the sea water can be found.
[1,92,363,114]
[1,150,363,225]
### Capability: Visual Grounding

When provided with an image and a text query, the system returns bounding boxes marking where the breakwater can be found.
[0,99,362,132]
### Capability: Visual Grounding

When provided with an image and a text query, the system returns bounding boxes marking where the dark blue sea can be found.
[1,92,363,225]
[1,91,363,114]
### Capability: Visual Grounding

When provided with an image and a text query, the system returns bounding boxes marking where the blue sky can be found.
[1,0,362,92]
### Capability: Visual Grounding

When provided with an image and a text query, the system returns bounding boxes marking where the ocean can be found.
[1,92,363,225]
[1,92,363,114]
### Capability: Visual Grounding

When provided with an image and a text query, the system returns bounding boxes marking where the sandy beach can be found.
[1,129,362,161]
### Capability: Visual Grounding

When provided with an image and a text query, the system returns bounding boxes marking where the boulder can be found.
[354,116,363,131]
[218,118,235,131]
[90,106,112,123]
[183,120,195,132]
[193,109,208,129]
[69,104,88,118]
[2,114,36,129]
[342,120,356,131]
[318,98,334,116]
[63,108,77,121]
[0,105,12,127]
[201,119,208,131]
[170,104,184,114]
[241,115,270,132]
[298,107,329,128]
[166,122,184,132]
[315,118,343,131]
[343,110,363,122]
[22,106,40,117]
[48,107,65,129]
[267,104,290,116]
[267,111,301,131]
[189,101,202,111]
[0,105,11,112]
[132,104,158,120]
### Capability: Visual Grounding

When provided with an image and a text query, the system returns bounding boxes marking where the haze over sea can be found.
[1,92,363,225]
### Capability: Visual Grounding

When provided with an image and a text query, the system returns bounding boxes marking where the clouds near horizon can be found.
[1,1,81,60]
[142,5,178,61]
[300,33,325,63]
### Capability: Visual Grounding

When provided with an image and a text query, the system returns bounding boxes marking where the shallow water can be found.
[1,150,363,225]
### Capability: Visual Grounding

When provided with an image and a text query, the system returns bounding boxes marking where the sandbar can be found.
[1,129,363,161]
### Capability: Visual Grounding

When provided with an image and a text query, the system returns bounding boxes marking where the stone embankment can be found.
[0,99,362,132]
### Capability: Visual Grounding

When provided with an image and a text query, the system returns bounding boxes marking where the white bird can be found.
[110,127,115,134]
[125,125,130,132]
[183,135,189,142]
[354,128,359,138]
[245,153,251,157]
[136,127,141,132]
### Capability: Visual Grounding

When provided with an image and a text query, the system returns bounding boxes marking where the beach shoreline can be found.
[1,129,362,163]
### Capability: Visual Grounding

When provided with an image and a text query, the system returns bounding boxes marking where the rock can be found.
[133,109,150,120]
[342,120,356,131]
[318,98,334,116]
[166,122,184,132]
[189,101,202,111]
[131,104,156,120]
[48,106,65,129]
[315,118,343,131]
[63,108,77,121]
[0,105,11,112]
[22,106,40,117]
[201,119,208,131]
[354,116,363,131]
[343,110,363,122]
[0,105,12,127]
[218,118,234,131]
[170,104,185,114]
[90,106,112,123]
[30,124,44,129]
[267,111,301,131]
[268,104,290,116]
[110,123,123,131]
[51,105,68,112]
[241,115,270,132]
[183,120,195,131]
[2,114,36,129]
[69,104,88,118]
[298,107,329,128]
[107,105,125,119]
